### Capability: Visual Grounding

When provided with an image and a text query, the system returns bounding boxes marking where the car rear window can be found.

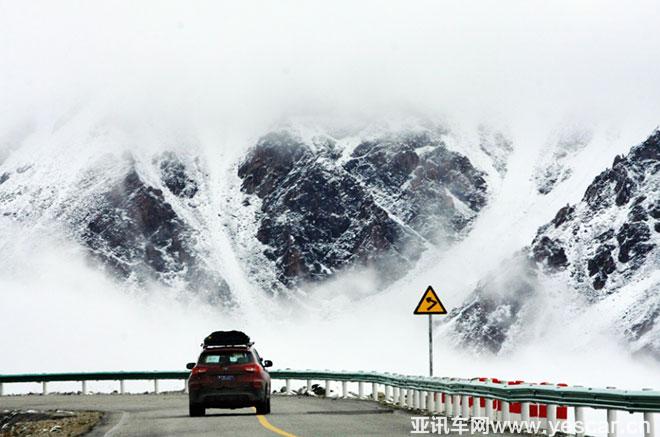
[200,351,253,365]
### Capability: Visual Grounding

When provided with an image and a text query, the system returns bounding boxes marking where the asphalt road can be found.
[0,394,413,436]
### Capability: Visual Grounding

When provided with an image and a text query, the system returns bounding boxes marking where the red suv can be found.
[186,331,272,416]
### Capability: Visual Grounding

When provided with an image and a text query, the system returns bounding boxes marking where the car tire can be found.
[189,403,206,417]
[255,398,271,415]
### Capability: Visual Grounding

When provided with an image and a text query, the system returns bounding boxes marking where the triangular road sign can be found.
[414,286,447,315]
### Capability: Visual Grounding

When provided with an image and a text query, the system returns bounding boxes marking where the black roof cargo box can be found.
[203,330,251,347]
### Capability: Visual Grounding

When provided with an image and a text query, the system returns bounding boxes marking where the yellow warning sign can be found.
[414,286,447,315]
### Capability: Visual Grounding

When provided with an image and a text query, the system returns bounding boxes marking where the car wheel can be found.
[255,398,271,415]
[189,403,206,417]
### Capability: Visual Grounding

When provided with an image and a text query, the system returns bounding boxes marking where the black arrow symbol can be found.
[425,297,438,311]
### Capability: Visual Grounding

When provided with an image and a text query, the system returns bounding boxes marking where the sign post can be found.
[414,286,447,377]
[428,314,433,376]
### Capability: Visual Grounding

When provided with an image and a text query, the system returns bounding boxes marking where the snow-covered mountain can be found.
[231,129,490,289]
[446,129,660,358]
[0,112,658,361]
[0,116,507,299]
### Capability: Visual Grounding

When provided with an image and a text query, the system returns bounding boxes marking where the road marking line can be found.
[104,411,129,437]
[253,408,298,437]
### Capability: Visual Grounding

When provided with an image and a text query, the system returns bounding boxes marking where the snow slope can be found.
[1,110,659,399]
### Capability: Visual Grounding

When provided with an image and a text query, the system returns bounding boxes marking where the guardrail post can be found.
[462,395,471,418]
[453,394,461,417]
[522,402,531,423]
[183,380,188,394]
[435,392,443,414]
[574,406,586,437]
[407,388,414,409]
[324,380,330,398]
[372,383,378,401]
[0,382,3,396]
[427,391,434,413]
[393,387,399,405]
[285,379,291,395]
[358,382,364,399]
[446,393,453,416]
[119,380,126,395]
[384,384,391,403]
[547,404,557,436]
[607,409,617,437]
[643,412,655,437]
[42,381,48,395]
[153,379,159,394]
[502,401,510,422]
[342,381,348,399]
[472,396,480,417]
[306,379,312,395]
[399,388,406,408]
[485,398,494,421]
[82,381,87,395]
[412,390,419,410]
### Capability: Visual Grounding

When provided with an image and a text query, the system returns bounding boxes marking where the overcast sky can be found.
[1,0,660,137]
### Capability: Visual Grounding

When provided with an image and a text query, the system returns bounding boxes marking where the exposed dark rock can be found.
[249,154,420,285]
[77,168,229,302]
[160,153,198,198]
[629,130,660,161]
[0,172,9,185]
[583,162,635,208]
[596,229,615,242]
[439,129,660,356]
[649,201,660,219]
[447,255,537,354]
[238,130,487,286]
[584,131,658,209]
[449,298,514,353]
[531,236,568,269]
[344,132,487,241]
[419,146,488,211]
[552,204,574,228]
[633,195,647,205]
[82,169,190,276]
[587,244,616,290]
[628,204,648,222]
[238,131,308,197]
[616,222,654,264]
[345,138,420,192]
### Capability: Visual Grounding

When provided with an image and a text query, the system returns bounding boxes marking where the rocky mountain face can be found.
[236,130,489,287]
[0,124,492,299]
[447,129,660,356]
[533,131,659,293]
[71,155,229,304]
[0,149,231,304]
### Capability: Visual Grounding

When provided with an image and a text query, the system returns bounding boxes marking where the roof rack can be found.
[201,342,254,349]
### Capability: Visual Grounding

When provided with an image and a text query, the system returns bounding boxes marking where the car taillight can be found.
[191,366,208,376]
[243,365,258,373]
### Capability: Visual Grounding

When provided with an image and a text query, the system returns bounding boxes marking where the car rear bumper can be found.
[189,386,267,408]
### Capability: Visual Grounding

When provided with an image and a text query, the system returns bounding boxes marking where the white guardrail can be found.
[0,370,657,437]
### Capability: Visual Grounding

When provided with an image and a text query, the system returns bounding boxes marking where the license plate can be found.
[218,375,234,381]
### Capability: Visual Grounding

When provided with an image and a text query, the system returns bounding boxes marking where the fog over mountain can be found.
[1,0,660,389]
